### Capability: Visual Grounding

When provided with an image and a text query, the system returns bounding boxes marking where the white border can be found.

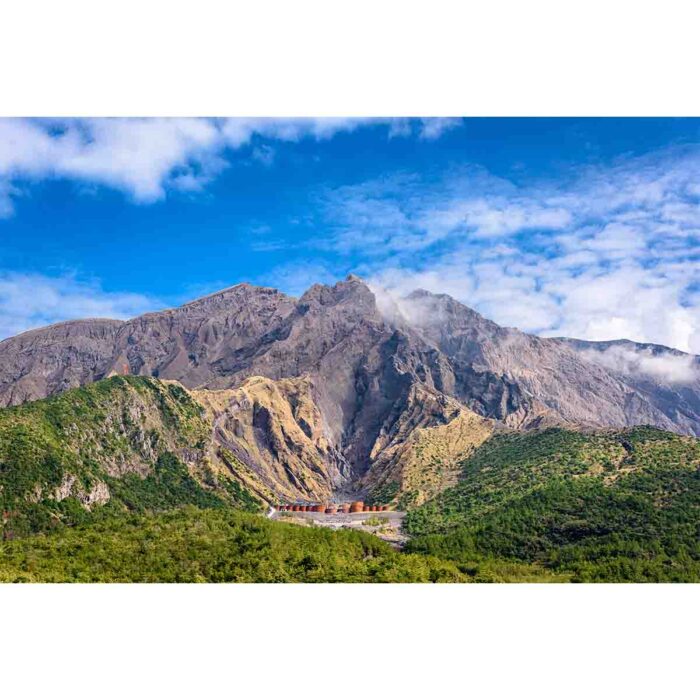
[2,0,700,116]
[1,1,699,697]
[1,584,697,699]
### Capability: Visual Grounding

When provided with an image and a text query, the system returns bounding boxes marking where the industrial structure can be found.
[276,501,391,513]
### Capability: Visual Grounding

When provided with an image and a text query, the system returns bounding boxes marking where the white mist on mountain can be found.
[368,282,449,330]
[579,345,699,384]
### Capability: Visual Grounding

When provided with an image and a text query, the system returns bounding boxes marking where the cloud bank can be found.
[578,345,699,384]
[307,147,700,354]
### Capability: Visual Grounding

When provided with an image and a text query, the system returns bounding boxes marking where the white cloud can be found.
[0,180,20,217]
[0,118,225,212]
[219,117,377,146]
[418,118,463,140]
[0,118,464,216]
[578,345,699,384]
[444,199,573,239]
[318,169,576,254]
[251,144,276,167]
[388,119,413,139]
[342,146,700,353]
[0,272,157,340]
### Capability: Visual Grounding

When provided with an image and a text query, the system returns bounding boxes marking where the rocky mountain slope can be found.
[1,275,698,506]
[193,376,349,503]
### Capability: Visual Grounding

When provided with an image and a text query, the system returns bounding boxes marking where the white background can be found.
[3,0,699,116]
[2,1,699,698]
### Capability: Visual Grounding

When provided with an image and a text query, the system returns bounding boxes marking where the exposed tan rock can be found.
[361,384,494,506]
[53,474,77,502]
[194,376,348,502]
[79,481,111,508]
[192,377,495,506]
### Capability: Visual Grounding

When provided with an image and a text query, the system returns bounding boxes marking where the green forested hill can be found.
[0,376,259,538]
[404,427,700,581]
[0,507,472,583]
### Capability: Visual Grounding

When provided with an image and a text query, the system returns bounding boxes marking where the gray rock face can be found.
[0,318,124,406]
[1,274,699,470]
[557,337,700,436]
[397,289,700,433]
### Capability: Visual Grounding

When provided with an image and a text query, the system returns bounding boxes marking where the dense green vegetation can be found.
[0,507,474,583]
[3,377,699,582]
[365,480,400,506]
[404,427,700,582]
[0,377,260,538]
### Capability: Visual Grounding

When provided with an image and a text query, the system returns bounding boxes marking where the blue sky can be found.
[1,117,699,354]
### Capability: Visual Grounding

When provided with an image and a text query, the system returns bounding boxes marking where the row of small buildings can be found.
[276,501,390,514]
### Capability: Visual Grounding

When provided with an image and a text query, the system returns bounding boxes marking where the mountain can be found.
[391,288,700,434]
[558,337,700,436]
[0,275,699,508]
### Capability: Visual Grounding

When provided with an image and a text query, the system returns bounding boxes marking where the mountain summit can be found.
[0,277,698,504]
